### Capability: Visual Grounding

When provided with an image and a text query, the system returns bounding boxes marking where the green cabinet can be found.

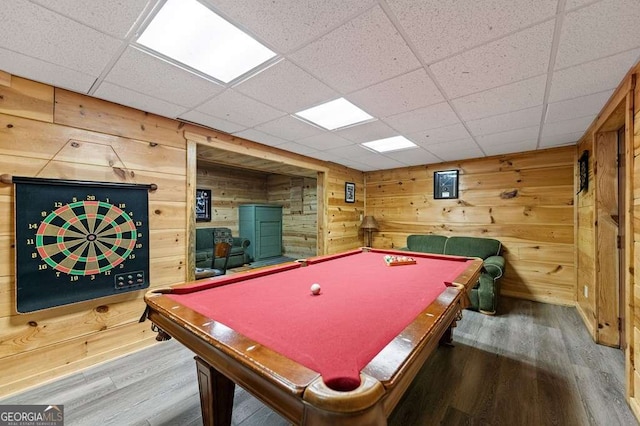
[239,204,283,261]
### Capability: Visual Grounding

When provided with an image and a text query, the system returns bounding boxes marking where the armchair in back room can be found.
[196,227,251,270]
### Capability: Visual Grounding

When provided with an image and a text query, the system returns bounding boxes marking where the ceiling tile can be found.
[467,106,543,136]
[104,47,224,108]
[0,47,96,92]
[232,129,288,147]
[336,158,377,171]
[425,138,485,161]
[296,133,354,150]
[273,141,319,156]
[555,0,640,69]
[196,90,285,127]
[94,82,189,118]
[30,0,149,38]
[566,0,598,10]
[383,147,441,166]
[289,5,420,93]
[431,20,554,98]
[453,75,546,121]
[254,115,324,140]
[0,0,122,75]
[208,0,376,52]
[541,115,595,138]
[481,139,538,156]
[548,48,640,102]
[539,131,584,147]
[476,126,540,147]
[409,124,472,146]
[322,143,369,158]
[348,69,444,118]
[308,150,351,163]
[335,120,398,143]
[234,60,338,113]
[359,156,407,170]
[546,90,613,123]
[387,0,557,63]
[384,102,460,134]
[179,110,247,134]
[323,144,405,170]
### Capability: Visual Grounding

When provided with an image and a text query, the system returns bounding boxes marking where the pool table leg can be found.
[440,309,464,347]
[195,356,235,426]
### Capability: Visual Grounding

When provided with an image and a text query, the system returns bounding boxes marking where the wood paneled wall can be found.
[365,147,575,306]
[0,78,187,397]
[195,165,268,234]
[575,135,596,336]
[194,166,319,259]
[267,175,318,259]
[0,72,364,397]
[570,59,640,420]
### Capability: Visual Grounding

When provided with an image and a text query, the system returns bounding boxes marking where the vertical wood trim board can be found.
[596,131,620,347]
[187,140,197,282]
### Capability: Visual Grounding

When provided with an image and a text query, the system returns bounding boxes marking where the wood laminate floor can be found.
[2,297,638,425]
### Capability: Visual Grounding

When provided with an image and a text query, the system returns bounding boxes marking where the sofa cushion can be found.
[195,228,213,250]
[444,236,501,259]
[213,227,234,245]
[406,234,447,253]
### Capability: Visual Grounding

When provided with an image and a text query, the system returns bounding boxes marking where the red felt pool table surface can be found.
[144,248,483,425]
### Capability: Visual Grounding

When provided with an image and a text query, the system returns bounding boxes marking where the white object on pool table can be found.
[310,283,321,295]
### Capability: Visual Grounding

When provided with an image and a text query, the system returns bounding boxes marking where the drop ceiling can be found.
[2,0,639,171]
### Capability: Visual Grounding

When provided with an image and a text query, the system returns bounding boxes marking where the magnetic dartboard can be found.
[14,177,151,313]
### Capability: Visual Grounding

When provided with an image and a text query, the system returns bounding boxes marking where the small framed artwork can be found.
[434,170,459,199]
[345,182,356,203]
[578,150,589,193]
[195,189,212,222]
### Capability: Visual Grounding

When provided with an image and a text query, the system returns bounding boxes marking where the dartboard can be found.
[14,178,150,313]
[35,200,138,275]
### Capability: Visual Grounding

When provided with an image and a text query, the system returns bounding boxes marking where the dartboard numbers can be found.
[15,179,150,313]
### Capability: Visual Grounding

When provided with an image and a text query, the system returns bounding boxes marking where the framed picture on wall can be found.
[195,189,211,222]
[578,150,589,193]
[345,182,355,203]
[434,170,459,199]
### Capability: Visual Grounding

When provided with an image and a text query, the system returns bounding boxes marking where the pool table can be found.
[143,248,482,425]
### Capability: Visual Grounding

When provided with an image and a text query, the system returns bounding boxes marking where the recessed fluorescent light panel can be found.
[137,0,276,83]
[361,136,418,153]
[295,98,373,130]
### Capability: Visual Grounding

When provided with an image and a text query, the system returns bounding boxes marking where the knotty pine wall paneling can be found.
[186,131,364,257]
[631,65,640,417]
[576,135,596,338]
[0,77,187,397]
[596,131,621,347]
[267,175,318,259]
[195,164,268,234]
[570,59,640,418]
[365,147,575,306]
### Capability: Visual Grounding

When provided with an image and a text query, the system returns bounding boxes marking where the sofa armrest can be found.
[233,237,250,249]
[483,255,504,280]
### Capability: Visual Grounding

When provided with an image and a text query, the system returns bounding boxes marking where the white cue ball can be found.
[310,283,321,295]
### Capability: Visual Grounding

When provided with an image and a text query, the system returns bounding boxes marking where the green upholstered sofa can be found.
[196,227,251,269]
[402,235,505,314]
